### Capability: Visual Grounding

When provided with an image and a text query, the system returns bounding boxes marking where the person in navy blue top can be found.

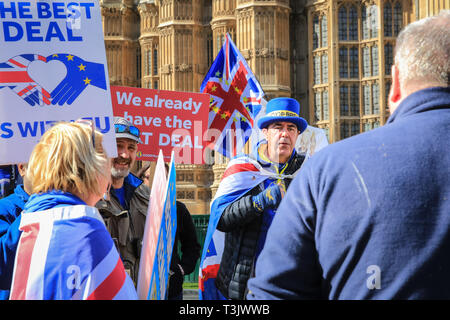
[247,11,450,300]
[95,117,150,285]
[0,163,31,299]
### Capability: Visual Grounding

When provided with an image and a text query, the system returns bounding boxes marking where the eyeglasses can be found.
[75,119,96,149]
[114,123,140,138]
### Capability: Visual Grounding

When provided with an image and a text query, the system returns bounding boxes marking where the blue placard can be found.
[147,158,177,300]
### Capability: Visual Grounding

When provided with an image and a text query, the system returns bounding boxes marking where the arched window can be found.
[384,43,394,75]
[393,2,403,36]
[146,50,152,76]
[313,15,319,49]
[350,47,359,78]
[351,122,360,136]
[339,4,358,41]
[350,84,359,116]
[362,5,369,39]
[362,4,378,39]
[385,80,392,107]
[372,45,378,76]
[341,121,359,138]
[362,45,379,78]
[341,121,349,139]
[363,46,370,77]
[314,91,321,121]
[321,15,328,47]
[153,48,158,76]
[322,54,328,83]
[339,84,359,117]
[340,86,349,116]
[363,84,371,115]
[312,13,328,49]
[339,47,348,78]
[323,90,329,120]
[313,54,321,84]
[314,90,329,121]
[384,1,403,37]
[340,46,359,79]
[384,2,393,37]
[372,83,380,114]
[349,5,358,40]
[339,6,347,41]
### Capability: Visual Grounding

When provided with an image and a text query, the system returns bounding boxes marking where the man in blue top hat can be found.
[204,97,308,300]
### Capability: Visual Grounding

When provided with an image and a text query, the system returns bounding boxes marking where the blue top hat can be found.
[257,97,308,133]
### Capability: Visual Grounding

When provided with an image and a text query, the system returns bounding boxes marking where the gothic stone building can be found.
[100,0,448,215]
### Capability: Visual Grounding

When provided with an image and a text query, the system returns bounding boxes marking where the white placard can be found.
[0,0,117,165]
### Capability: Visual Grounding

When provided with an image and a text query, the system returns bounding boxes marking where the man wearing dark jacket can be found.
[168,201,201,300]
[200,97,308,300]
[247,11,450,299]
[96,117,150,285]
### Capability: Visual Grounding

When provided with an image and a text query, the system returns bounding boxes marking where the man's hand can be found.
[252,183,283,213]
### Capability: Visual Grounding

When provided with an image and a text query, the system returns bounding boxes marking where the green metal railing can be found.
[182,214,210,284]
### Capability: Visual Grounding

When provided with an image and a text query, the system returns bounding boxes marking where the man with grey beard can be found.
[96,117,150,285]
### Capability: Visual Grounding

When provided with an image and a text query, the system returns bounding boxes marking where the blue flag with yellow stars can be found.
[46,53,107,105]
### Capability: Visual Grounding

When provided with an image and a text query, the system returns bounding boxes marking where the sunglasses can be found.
[114,123,140,138]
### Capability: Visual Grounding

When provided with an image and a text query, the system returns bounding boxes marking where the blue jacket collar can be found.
[24,190,86,213]
[387,86,450,124]
[124,172,143,189]
[14,184,30,203]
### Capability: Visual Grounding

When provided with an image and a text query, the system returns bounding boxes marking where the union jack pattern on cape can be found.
[198,155,270,300]
[0,54,51,106]
[200,33,264,158]
[9,205,137,300]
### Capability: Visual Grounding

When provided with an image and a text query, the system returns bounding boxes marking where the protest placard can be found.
[137,150,177,300]
[111,85,210,164]
[0,0,117,165]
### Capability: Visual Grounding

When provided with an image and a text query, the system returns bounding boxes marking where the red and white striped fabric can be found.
[9,205,137,300]
[199,156,269,299]
[0,54,51,106]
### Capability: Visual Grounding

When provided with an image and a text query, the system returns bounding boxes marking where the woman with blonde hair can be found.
[9,121,137,300]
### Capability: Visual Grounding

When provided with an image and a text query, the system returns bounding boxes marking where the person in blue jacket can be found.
[0,165,19,199]
[247,10,450,299]
[0,163,31,299]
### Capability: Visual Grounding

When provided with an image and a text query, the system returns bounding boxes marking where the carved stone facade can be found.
[100,0,448,214]
[306,0,449,142]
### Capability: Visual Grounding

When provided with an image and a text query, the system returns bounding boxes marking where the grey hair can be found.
[394,10,450,88]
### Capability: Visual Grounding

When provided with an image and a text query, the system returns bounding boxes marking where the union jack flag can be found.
[0,54,51,106]
[9,205,137,300]
[199,156,269,300]
[201,33,265,158]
